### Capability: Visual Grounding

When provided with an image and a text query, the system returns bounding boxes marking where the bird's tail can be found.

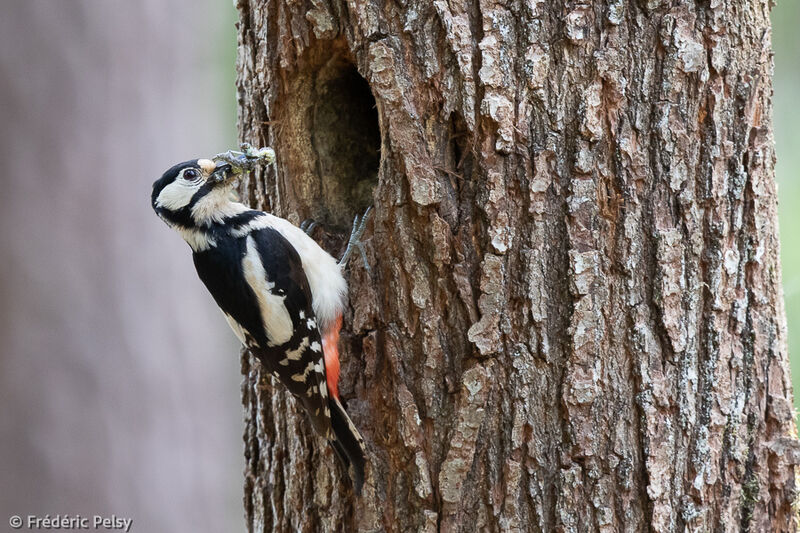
[328,395,366,494]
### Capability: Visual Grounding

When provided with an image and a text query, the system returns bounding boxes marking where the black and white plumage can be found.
[151,158,366,492]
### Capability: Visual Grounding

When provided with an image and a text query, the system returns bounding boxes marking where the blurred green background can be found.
[773,1,800,421]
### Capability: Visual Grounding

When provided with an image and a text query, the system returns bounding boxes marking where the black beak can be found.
[209,162,234,185]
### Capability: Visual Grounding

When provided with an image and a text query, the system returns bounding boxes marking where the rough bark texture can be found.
[233,0,799,531]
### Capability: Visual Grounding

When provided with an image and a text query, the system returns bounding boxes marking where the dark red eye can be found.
[183,168,199,180]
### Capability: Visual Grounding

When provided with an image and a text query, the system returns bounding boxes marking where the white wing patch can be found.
[242,235,293,346]
[230,216,271,238]
[286,337,310,360]
[232,214,347,332]
[291,361,315,382]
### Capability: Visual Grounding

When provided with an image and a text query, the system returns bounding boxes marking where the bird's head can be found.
[151,158,237,229]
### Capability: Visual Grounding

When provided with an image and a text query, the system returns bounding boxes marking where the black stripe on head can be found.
[187,181,216,209]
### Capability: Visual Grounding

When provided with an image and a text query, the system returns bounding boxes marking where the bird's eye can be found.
[183,168,200,181]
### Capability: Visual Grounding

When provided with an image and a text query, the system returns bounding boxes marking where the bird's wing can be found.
[193,224,363,488]
[192,234,270,350]
[245,226,334,438]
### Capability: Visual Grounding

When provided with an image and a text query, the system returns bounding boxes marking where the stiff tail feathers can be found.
[329,396,366,494]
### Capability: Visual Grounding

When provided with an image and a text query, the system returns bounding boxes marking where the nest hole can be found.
[311,58,380,228]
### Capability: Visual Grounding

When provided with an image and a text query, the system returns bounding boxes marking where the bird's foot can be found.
[339,207,373,273]
[299,219,317,236]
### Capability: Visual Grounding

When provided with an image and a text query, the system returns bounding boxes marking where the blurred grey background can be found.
[0,1,242,531]
[774,2,800,419]
[0,2,797,532]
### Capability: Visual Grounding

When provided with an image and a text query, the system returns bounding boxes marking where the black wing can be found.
[249,226,333,436]
[193,226,333,438]
[192,233,264,347]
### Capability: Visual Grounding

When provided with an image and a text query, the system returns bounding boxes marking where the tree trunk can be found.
[233,0,799,531]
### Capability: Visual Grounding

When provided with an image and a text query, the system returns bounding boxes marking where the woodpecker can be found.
[151,154,367,493]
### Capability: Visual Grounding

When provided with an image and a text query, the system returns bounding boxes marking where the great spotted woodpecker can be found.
[151,154,367,493]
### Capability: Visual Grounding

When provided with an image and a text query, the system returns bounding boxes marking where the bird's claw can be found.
[300,219,317,235]
[339,207,373,273]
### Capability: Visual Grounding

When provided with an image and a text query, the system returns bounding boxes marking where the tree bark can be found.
[233,0,799,531]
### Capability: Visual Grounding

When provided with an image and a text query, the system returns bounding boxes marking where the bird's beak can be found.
[209,162,234,185]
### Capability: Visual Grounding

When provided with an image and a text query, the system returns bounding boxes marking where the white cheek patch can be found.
[156,180,198,210]
[242,235,293,346]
